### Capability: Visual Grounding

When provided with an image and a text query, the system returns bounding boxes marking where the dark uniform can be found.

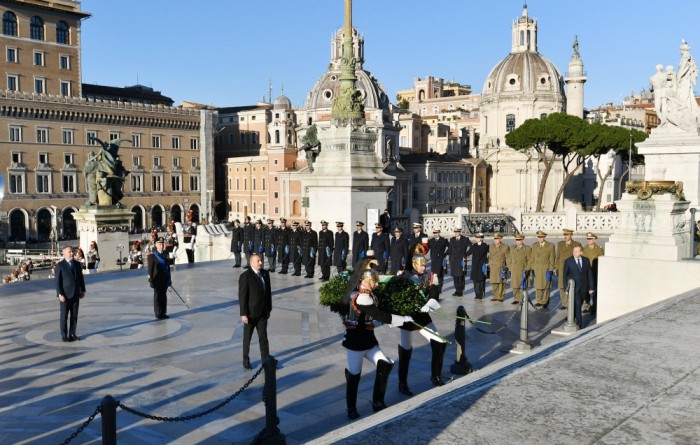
[389,229,409,275]
[289,223,302,275]
[317,221,334,281]
[276,219,290,274]
[448,230,471,296]
[263,220,277,272]
[300,222,318,278]
[242,219,254,266]
[427,231,449,293]
[333,222,350,274]
[352,222,369,267]
[230,220,243,268]
[466,236,489,300]
[371,225,391,273]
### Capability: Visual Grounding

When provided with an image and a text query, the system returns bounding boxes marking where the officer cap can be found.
[433,229,441,233]
[563,228,574,235]
[292,221,299,226]
[493,232,503,239]
[515,233,525,240]
[155,237,165,244]
[321,220,328,225]
[245,216,251,221]
[375,223,382,228]
[305,221,311,226]
[267,219,274,224]
[356,221,364,226]
[255,219,262,224]
[394,227,403,232]
[336,221,344,227]
[234,219,240,223]
[536,230,547,237]
[413,223,422,228]
[475,233,484,238]
[280,217,287,223]
[453,227,462,232]
[586,232,598,239]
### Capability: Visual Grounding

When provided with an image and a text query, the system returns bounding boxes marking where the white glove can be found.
[390,315,413,327]
[420,298,440,313]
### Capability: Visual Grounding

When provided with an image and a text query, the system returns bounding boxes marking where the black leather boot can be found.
[397,345,414,396]
[345,369,361,420]
[430,340,447,387]
[372,359,394,412]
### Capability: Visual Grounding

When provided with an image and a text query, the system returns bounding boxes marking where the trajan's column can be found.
[303,0,394,228]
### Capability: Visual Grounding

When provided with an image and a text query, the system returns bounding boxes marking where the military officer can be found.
[371,223,391,273]
[530,230,556,308]
[508,233,531,304]
[389,227,409,275]
[556,229,581,310]
[263,219,277,272]
[466,233,489,300]
[230,219,243,268]
[333,222,350,274]
[253,219,265,267]
[352,221,369,267]
[581,232,604,314]
[276,218,291,274]
[242,216,254,266]
[406,223,428,274]
[300,221,318,278]
[289,221,302,276]
[427,229,450,294]
[317,220,334,281]
[448,228,471,296]
[488,233,510,301]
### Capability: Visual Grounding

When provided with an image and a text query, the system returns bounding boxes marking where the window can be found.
[171,174,182,192]
[240,133,246,144]
[3,11,17,36]
[7,74,18,91]
[130,174,143,192]
[190,137,198,150]
[7,47,17,63]
[61,129,73,145]
[152,135,161,148]
[252,133,257,145]
[36,173,50,193]
[274,192,279,198]
[56,21,69,44]
[12,152,22,163]
[151,174,163,192]
[131,133,141,147]
[191,157,198,168]
[62,173,76,193]
[64,153,74,165]
[153,156,162,167]
[190,175,199,192]
[60,81,70,96]
[9,173,24,194]
[86,130,98,145]
[132,155,141,166]
[36,128,48,144]
[506,114,516,133]
[9,125,22,142]
[34,51,45,66]
[109,131,119,141]
[39,153,48,164]
[173,157,181,167]
[30,16,44,40]
[34,77,46,94]
[171,136,180,149]
[540,113,548,120]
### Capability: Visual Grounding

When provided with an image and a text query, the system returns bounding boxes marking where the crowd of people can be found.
[2,259,33,283]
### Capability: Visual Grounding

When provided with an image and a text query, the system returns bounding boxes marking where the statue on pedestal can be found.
[299,124,321,172]
[85,138,131,206]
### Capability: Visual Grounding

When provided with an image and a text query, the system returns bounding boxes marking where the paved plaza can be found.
[0,257,581,444]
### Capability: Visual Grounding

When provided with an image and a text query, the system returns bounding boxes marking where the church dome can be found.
[482,51,564,98]
[273,94,292,110]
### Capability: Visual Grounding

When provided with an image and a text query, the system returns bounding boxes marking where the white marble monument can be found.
[74,206,134,272]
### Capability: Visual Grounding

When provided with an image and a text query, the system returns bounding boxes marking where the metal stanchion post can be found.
[101,395,117,445]
[552,279,579,335]
[255,355,285,445]
[450,306,473,374]
[689,208,696,259]
[511,287,533,353]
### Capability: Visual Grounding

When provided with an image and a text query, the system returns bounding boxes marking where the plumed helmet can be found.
[361,259,380,283]
[411,244,427,266]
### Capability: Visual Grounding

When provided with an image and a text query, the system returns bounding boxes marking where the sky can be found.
[79,0,700,111]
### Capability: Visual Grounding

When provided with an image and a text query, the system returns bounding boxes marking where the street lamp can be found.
[116,243,124,271]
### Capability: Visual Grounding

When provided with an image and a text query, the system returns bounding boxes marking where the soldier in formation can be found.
[230,219,243,268]
[352,222,369,267]
[301,221,318,278]
[447,228,471,296]
[317,220,334,281]
[389,227,409,275]
[289,221,302,276]
[530,230,556,308]
[276,218,290,274]
[370,223,390,273]
[427,229,449,295]
[467,233,488,300]
[333,222,349,274]
[488,233,510,302]
[508,233,531,304]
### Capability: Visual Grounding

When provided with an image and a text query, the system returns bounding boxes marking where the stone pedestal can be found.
[74,206,134,272]
[304,124,394,227]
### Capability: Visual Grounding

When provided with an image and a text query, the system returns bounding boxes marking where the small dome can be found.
[274,95,292,110]
[482,51,564,98]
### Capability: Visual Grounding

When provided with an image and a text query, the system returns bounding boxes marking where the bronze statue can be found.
[299,124,321,172]
[85,137,131,206]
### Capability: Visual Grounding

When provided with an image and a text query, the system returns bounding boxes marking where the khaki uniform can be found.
[508,244,531,303]
[556,240,582,307]
[488,243,509,301]
[529,241,555,306]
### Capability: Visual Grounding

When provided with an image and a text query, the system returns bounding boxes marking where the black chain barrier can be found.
[58,405,102,445]
[118,365,263,422]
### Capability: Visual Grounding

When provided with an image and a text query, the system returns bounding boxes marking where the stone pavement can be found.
[1,258,598,444]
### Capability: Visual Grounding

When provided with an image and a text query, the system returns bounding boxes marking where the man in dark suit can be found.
[562,245,595,328]
[448,228,471,296]
[300,221,318,278]
[242,216,254,266]
[289,221,302,276]
[333,222,349,274]
[352,221,369,267]
[466,233,489,300]
[276,218,291,274]
[371,223,391,273]
[230,219,243,268]
[239,253,272,370]
[148,237,172,320]
[317,220,334,281]
[55,245,86,342]
[389,227,409,275]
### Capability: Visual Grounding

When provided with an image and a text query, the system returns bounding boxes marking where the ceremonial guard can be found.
[508,234,531,304]
[263,219,277,272]
[555,229,581,310]
[230,219,243,268]
[397,245,447,396]
[164,222,179,264]
[352,221,369,267]
[406,223,428,273]
[317,220,335,281]
[427,229,449,294]
[242,216,254,266]
[448,228,471,296]
[341,259,412,420]
[289,221,303,276]
[253,219,265,267]
[182,211,197,264]
[276,218,291,274]
[389,227,409,275]
[333,222,350,274]
[530,230,556,308]
[129,240,143,269]
[300,221,318,278]
[581,232,604,314]
[488,233,510,302]
[466,233,488,300]
[370,223,390,273]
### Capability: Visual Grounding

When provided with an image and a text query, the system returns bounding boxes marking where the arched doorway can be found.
[151,205,163,229]
[36,208,52,242]
[62,208,76,240]
[171,204,182,223]
[9,209,27,242]
[189,204,199,223]
[131,206,144,231]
